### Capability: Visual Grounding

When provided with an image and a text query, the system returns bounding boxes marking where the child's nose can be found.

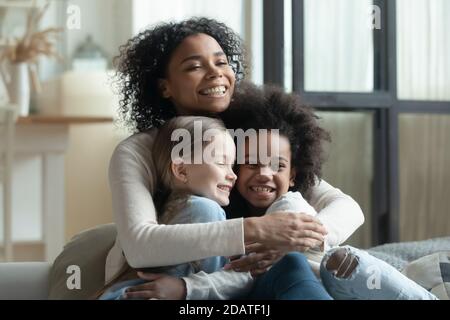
[227,171,237,182]
[258,165,274,177]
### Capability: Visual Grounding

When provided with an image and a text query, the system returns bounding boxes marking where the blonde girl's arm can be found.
[182,270,254,300]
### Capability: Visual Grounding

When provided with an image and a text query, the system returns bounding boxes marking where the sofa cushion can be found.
[402,251,450,300]
[48,223,116,300]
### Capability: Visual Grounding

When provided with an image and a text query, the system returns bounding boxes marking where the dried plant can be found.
[0,1,63,92]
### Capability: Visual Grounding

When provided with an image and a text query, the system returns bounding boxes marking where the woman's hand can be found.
[225,242,283,277]
[244,212,327,252]
[123,272,186,300]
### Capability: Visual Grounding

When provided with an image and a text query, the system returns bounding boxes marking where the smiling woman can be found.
[158,33,236,115]
[114,17,247,132]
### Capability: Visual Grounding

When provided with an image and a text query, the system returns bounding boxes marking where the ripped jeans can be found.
[320,246,438,300]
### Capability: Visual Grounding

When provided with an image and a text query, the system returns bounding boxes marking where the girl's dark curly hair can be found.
[114,17,248,132]
[221,82,331,217]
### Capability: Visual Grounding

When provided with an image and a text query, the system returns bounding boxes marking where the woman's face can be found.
[159,33,236,115]
[184,132,237,206]
[236,132,296,214]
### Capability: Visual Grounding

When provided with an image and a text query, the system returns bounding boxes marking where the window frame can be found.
[263,0,450,245]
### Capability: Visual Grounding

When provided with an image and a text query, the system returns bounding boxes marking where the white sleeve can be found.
[182,270,254,300]
[108,133,245,269]
[265,191,328,257]
[265,191,317,217]
[309,179,365,247]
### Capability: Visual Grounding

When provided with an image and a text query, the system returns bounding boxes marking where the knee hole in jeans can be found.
[324,248,359,279]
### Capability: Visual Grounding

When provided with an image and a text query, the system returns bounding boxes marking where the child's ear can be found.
[158,79,171,99]
[171,160,189,184]
[289,168,296,187]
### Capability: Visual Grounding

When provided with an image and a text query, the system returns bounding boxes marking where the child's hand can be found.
[224,242,283,277]
[123,272,186,300]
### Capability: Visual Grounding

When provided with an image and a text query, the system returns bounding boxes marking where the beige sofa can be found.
[0,262,51,299]
[0,224,116,300]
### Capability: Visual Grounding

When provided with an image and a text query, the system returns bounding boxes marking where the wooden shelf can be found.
[17,115,114,125]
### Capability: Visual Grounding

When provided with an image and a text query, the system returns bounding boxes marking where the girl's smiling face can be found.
[182,132,237,206]
[236,132,296,215]
[159,33,236,116]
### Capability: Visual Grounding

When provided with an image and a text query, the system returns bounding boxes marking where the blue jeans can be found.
[320,246,438,300]
[247,252,332,300]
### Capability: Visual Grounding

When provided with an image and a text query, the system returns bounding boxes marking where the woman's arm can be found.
[309,179,365,247]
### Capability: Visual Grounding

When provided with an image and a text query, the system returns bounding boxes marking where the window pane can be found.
[317,111,373,248]
[399,114,450,241]
[397,0,450,101]
[303,0,374,92]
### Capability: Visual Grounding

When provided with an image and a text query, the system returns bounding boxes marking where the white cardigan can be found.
[105,130,365,289]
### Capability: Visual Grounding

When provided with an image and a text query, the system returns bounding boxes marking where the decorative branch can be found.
[0,1,63,93]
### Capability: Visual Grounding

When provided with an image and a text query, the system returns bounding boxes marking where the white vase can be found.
[7,62,30,117]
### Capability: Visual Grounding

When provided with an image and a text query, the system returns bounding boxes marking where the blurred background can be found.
[0,0,449,262]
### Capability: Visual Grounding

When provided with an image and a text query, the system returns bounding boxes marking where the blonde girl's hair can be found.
[152,116,228,223]
[92,116,228,299]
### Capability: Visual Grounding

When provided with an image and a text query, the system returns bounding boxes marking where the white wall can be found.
[61,0,132,241]
[38,0,133,241]
[38,0,132,80]
[65,124,128,241]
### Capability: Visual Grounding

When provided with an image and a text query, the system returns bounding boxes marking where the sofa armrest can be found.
[0,262,52,300]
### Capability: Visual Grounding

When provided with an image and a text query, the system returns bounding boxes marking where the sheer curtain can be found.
[397,0,450,241]
[132,0,263,84]
[318,111,374,249]
[299,0,375,248]
[304,0,374,92]
[397,0,450,100]
[132,0,244,35]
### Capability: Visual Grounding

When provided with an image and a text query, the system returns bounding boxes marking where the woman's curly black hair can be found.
[114,17,248,132]
[221,82,331,216]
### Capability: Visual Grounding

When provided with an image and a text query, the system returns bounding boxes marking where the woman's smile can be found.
[199,85,228,97]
